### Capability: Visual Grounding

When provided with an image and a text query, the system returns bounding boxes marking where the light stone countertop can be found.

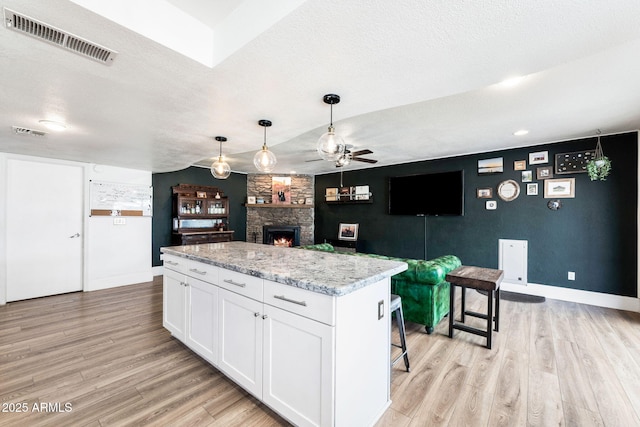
[161,241,408,296]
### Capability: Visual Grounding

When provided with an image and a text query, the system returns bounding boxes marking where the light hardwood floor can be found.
[1,278,640,426]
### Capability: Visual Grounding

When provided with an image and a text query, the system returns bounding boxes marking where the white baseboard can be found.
[85,271,153,292]
[152,265,164,277]
[501,281,640,313]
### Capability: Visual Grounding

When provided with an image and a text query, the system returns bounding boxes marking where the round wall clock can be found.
[497,179,520,201]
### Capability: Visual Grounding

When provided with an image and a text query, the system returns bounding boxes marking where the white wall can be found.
[0,154,153,304]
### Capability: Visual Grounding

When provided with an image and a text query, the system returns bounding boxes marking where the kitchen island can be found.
[161,241,407,427]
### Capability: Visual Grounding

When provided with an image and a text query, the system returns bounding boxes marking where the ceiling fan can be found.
[335,148,378,167]
[305,145,378,167]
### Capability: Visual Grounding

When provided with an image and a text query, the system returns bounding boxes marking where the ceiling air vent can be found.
[12,126,47,137]
[3,7,117,65]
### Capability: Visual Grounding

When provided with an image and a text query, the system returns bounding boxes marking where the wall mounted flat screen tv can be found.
[388,170,464,216]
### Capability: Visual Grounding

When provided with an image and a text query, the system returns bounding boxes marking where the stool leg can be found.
[448,284,455,338]
[460,286,466,323]
[487,290,493,349]
[395,304,410,372]
[494,288,500,332]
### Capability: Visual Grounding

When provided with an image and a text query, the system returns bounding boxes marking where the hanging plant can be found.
[586,156,611,181]
[586,131,612,181]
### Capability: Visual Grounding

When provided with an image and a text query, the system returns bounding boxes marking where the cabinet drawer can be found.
[185,260,219,284]
[219,269,263,301]
[264,280,336,326]
[163,254,188,274]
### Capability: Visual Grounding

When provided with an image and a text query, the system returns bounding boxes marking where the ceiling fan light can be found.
[317,126,345,161]
[335,150,352,167]
[39,120,66,131]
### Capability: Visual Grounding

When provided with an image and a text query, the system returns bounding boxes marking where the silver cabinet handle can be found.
[254,312,261,317]
[224,279,246,288]
[165,260,179,266]
[273,295,307,307]
[180,282,187,287]
[189,268,207,275]
[262,314,268,319]
[69,233,80,238]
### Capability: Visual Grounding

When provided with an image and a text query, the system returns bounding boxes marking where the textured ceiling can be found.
[1,0,639,176]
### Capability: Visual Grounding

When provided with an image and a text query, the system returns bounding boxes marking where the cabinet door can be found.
[263,304,334,427]
[186,277,218,365]
[163,268,186,341]
[218,288,263,398]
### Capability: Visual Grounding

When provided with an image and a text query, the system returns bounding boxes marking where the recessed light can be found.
[39,120,66,131]
[513,129,529,136]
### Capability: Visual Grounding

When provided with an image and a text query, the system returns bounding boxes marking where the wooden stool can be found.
[446,266,503,349]
[390,294,410,372]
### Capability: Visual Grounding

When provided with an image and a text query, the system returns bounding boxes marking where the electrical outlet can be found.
[568,271,575,281]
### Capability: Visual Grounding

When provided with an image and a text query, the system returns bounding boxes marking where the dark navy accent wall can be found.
[314,132,638,297]
[151,167,247,266]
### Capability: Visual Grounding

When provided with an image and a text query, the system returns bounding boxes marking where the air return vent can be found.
[3,7,117,65]
[12,126,46,137]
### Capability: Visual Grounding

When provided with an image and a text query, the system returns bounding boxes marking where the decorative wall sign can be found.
[514,160,526,171]
[555,150,596,174]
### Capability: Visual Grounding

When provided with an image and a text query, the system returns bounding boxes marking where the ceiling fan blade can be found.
[351,149,373,157]
[353,157,378,164]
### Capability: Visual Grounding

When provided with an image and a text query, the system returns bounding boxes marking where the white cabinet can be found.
[163,253,392,427]
[263,303,334,427]
[163,267,186,341]
[218,287,263,397]
[186,276,219,364]
[163,255,219,365]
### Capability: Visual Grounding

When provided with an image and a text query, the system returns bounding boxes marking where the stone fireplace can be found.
[263,225,301,247]
[246,174,314,246]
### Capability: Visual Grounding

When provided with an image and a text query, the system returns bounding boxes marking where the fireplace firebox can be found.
[263,225,301,247]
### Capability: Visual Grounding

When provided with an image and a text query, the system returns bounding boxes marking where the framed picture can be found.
[536,166,553,180]
[526,183,538,196]
[305,197,313,205]
[354,185,370,200]
[544,178,575,198]
[339,186,353,201]
[272,176,291,204]
[196,191,207,198]
[485,200,497,210]
[521,171,533,182]
[529,150,549,165]
[247,196,256,204]
[338,223,359,241]
[325,187,338,201]
[478,157,504,175]
[514,160,526,171]
[555,150,595,174]
[477,188,492,198]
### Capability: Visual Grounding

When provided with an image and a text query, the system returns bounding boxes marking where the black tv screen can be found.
[388,170,464,216]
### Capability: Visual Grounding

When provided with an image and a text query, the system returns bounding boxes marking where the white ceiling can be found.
[1,0,640,176]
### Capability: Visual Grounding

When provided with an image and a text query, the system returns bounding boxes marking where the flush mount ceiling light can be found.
[254,120,277,173]
[317,94,346,161]
[39,120,66,131]
[211,136,231,179]
[513,129,529,136]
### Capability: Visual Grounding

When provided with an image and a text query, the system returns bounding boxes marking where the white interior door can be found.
[6,159,84,301]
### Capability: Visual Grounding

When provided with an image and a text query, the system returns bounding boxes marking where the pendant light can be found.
[211,136,231,179]
[254,119,277,173]
[317,94,346,161]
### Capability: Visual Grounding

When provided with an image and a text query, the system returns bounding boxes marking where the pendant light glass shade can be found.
[317,94,345,161]
[254,120,277,173]
[211,136,231,179]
